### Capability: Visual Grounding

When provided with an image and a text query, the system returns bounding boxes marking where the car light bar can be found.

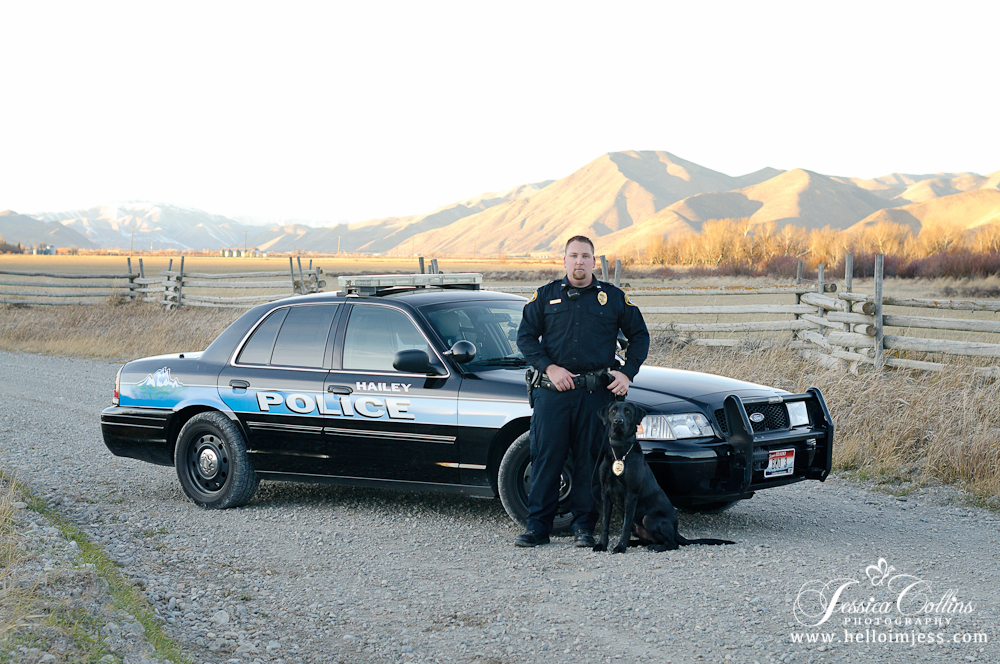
[338,273,483,296]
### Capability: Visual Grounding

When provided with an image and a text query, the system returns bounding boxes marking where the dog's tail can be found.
[676,535,735,546]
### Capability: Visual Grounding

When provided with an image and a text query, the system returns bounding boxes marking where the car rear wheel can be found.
[175,412,259,509]
[497,432,574,535]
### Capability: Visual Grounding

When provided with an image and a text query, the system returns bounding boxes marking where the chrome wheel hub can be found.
[198,448,220,478]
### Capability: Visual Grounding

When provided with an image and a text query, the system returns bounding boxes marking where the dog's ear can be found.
[598,401,614,424]
[632,403,649,422]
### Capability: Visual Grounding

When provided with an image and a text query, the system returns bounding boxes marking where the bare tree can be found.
[967,223,1000,254]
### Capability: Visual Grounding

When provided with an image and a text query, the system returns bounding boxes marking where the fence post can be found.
[176,256,185,309]
[843,254,853,333]
[874,254,885,371]
[614,259,621,287]
[794,259,804,309]
[431,259,439,274]
[600,255,608,281]
[418,257,425,274]
[126,257,134,299]
[816,264,824,317]
[297,256,306,294]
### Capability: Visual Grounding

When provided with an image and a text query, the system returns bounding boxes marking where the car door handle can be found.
[327,385,353,394]
[229,380,250,389]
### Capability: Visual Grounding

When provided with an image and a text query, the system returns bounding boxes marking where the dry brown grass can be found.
[0,476,40,642]
[0,299,241,360]
[649,339,1000,502]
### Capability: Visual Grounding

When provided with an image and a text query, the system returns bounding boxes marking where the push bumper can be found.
[643,388,834,506]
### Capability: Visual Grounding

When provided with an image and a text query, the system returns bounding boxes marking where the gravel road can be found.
[2,349,999,664]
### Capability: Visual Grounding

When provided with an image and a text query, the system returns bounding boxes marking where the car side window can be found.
[342,306,430,372]
[270,305,339,368]
[237,308,288,365]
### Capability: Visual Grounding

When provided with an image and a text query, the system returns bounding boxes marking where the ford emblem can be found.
[749,412,765,423]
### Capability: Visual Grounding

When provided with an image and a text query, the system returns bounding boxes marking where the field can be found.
[0,254,564,277]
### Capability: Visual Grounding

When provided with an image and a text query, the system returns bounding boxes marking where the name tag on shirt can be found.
[549,298,562,304]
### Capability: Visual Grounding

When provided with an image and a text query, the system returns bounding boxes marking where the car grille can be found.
[715,403,790,436]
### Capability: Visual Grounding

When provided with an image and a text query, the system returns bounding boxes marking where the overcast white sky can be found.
[2,0,998,225]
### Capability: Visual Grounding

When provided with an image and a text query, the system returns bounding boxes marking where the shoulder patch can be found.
[527,290,538,304]
[624,293,637,307]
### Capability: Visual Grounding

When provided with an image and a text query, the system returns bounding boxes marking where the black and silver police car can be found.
[101,273,834,532]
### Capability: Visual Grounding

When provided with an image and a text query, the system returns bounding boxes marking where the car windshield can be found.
[421,300,527,367]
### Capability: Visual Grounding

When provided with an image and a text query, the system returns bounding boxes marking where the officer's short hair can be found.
[565,235,594,255]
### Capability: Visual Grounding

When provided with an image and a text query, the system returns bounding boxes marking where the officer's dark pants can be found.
[525,386,613,536]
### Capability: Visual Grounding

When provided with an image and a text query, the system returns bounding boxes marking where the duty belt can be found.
[539,369,612,392]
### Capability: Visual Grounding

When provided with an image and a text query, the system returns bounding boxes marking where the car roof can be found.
[270,288,526,309]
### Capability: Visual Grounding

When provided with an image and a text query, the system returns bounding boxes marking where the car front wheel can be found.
[497,432,575,535]
[175,412,259,509]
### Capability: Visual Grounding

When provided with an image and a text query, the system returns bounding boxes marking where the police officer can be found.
[515,235,649,548]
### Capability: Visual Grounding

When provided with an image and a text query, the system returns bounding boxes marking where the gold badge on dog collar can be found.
[612,460,625,476]
[598,291,608,306]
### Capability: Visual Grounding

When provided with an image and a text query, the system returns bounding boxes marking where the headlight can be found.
[637,413,714,440]
[786,401,809,427]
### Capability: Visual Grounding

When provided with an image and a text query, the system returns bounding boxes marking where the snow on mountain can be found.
[33,202,269,251]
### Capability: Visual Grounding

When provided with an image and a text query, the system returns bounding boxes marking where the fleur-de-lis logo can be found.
[865,558,895,586]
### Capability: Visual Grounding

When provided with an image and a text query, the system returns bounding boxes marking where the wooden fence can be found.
[794,254,1000,375]
[0,258,140,305]
[7,253,1000,374]
[1,257,324,309]
[493,254,1000,375]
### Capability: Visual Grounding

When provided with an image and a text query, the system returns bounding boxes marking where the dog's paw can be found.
[592,543,607,552]
[611,543,628,554]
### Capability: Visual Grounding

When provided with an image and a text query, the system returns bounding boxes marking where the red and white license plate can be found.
[764,448,795,478]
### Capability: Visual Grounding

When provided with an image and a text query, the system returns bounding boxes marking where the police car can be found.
[101,273,834,532]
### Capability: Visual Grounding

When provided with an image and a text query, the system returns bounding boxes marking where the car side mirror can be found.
[443,339,476,364]
[616,331,629,352]
[393,349,444,375]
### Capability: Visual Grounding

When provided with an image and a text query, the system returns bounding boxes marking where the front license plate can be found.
[764,448,795,478]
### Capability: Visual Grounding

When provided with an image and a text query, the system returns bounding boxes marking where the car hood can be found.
[629,366,785,410]
[469,364,785,411]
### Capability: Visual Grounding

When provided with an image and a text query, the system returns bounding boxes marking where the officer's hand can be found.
[607,370,630,397]
[546,365,577,391]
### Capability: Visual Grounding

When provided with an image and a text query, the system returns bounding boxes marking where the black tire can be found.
[174,412,259,509]
[497,432,575,535]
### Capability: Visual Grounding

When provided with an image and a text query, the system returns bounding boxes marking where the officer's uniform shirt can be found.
[517,276,650,381]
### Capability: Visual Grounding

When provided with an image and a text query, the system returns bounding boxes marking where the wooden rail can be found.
[1,257,324,309]
[160,257,324,309]
[0,259,139,305]
[794,254,1000,374]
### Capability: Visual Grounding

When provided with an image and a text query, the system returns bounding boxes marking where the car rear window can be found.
[270,305,339,368]
[237,308,288,365]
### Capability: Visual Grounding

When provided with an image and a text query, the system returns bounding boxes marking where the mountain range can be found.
[3,151,998,255]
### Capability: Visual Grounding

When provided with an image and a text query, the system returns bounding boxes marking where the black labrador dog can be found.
[594,400,735,553]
